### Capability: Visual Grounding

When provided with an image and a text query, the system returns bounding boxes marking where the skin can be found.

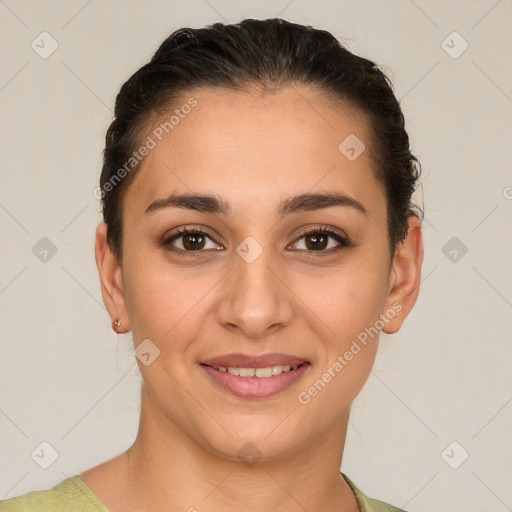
[83,84,423,512]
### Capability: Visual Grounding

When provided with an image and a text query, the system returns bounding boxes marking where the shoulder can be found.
[0,475,109,512]
[341,472,409,512]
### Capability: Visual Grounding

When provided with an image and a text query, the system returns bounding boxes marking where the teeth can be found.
[256,367,272,378]
[212,363,302,378]
[239,367,255,377]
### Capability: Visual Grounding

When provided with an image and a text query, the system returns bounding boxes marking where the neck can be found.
[118,385,359,512]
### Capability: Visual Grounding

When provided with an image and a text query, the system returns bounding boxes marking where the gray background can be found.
[1,1,511,510]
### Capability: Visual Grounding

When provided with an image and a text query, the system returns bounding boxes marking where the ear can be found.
[95,222,130,332]
[382,215,423,334]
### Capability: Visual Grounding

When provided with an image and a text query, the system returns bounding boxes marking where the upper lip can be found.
[201,353,309,368]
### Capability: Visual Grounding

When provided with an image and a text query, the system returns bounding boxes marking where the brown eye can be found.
[181,232,206,250]
[163,227,223,254]
[291,226,352,253]
[303,232,329,251]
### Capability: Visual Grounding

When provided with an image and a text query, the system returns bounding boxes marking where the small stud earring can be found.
[113,319,121,331]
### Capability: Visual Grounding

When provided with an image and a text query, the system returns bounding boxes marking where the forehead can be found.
[122,85,385,220]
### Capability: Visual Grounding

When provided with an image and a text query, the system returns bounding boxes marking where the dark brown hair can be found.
[99,18,422,262]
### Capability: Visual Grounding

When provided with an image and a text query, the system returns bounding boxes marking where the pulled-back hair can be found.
[100,18,421,262]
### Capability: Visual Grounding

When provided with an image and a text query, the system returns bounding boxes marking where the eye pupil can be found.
[305,233,328,250]
[183,234,205,250]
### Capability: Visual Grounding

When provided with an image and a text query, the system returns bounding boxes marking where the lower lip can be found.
[201,363,310,398]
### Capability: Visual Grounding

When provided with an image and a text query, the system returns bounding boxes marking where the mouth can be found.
[206,363,305,378]
[200,353,311,398]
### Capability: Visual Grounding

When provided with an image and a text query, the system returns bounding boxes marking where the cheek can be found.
[292,253,389,405]
[295,254,390,343]
[295,270,387,414]
[122,248,218,347]
[296,344,377,427]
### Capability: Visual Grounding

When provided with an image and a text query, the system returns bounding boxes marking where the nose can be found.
[216,246,294,339]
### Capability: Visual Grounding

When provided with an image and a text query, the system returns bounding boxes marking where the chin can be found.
[198,413,306,463]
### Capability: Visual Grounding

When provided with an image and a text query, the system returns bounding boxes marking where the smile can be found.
[200,360,311,398]
[209,364,300,378]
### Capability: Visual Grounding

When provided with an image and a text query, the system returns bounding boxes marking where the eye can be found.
[289,225,353,254]
[162,225,353,257]
[162,227,223,255]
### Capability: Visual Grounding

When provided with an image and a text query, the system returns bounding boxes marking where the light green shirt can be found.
[0,472,408,511]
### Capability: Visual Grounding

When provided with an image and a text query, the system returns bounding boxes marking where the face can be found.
[96,85,422,462]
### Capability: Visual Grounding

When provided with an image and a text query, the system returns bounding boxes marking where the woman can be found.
[1,18,423,512]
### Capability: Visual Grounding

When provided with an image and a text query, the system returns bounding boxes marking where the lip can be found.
[200,353,311,398]
[201,352,309,368]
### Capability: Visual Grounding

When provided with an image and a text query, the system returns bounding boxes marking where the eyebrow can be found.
[144,191,368,218]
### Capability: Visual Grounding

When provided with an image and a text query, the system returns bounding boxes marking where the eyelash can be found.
[162,225,353,257]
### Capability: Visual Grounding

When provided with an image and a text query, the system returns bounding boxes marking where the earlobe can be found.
[95,223,130,332]
[382,216,423,334]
